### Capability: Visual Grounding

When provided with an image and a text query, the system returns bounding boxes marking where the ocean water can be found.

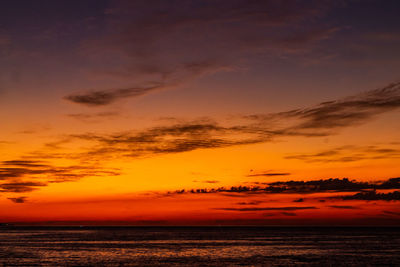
[0,226,399,266]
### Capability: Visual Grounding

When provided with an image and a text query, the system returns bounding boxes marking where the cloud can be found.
[251,81,400,137]
[70,122,264,159]
[1,182,47,193]
[247,172,291,177]
[378,178,400,189]
[7,196,27,203]
[65,84,165,106]
[214,206,317,211]
[267,178,373,193]
[16,124,51,135]
[65,81,400,161]
[8,81,400,197]
[328,205,358,209]
[236,201,263,205]
[289,82,400,130]
[67,0,339,106]
[168,177,400,197]
[383,210,400,216]
[67,112,120,122]
[1,160,50,168]
[342,191,400,201]
[0,159,120,193]
[193,180,220,184]
[285,144,400,163]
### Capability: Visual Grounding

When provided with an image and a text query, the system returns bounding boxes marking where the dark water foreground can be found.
[0,226,399,266]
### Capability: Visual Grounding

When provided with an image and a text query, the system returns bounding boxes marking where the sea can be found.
[0,226,399,266]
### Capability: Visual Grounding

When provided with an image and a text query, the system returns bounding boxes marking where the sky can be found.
[1,0,400,225]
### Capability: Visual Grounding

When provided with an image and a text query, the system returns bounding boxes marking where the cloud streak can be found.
[65,81,400,161]
[168,177,400,198]
[1,182,47,193]
[66,0,340,106]
[65,83,165,106]
[67,112,120,122]
[328,205,358,209]
[286,144,400,163]
[214,206,317,211]
[248,172,291,177]
[342,191,400,201]
[0,159,120,194]
[7,196,27,203]
[7,81,400,197]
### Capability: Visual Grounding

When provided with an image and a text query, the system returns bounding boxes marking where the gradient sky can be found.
[1,0,400,225]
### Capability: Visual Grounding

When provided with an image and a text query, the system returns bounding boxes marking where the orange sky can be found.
[1,0,400,225]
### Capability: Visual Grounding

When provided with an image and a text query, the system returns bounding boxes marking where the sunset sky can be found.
[1,0,400,225]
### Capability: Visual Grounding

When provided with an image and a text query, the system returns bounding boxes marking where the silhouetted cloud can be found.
[1,182,47,193]
[378,178,400,189]
[281,212,297,216]
[267,178,373,193]
[12,81,400,199]
[250,81,400,137]
[248,172,291,177]
[288,82,400,131]
[65,84,165,106]
[342,191,400,201]
[2,160,50,168]
[193,180,219,184]
[7,196,27,203]
[169,178,400,198]
[0,159,120,193]
[214,206,317,211]
[236,201,263,206]
[328,205,358,209]
[64,82,400,161]
[71,122,264,159]
[383,210,400,216]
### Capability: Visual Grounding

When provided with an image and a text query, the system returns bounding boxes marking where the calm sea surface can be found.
[0,226,399,266]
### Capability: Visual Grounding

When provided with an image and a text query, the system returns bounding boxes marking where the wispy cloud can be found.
[0,159,120,193]
[214,206,317,211]
[7,81,400,197]
[70,122,264,159]
[67,0,339,106]
[67,111,120,122]
[328,205,359,209]
[248,172,291,177]
[249,81,400,136]
[342,190,400,201]
[7,196,27,203]
[193,180,220,184]
[65,83,166,106]
[286,144,400,163]
[64,81,400,161]
[383,210,400,216]
[1,182,47,193]
[236,201,263,206]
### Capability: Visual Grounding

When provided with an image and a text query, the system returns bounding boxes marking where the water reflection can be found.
[0,227,399,266]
